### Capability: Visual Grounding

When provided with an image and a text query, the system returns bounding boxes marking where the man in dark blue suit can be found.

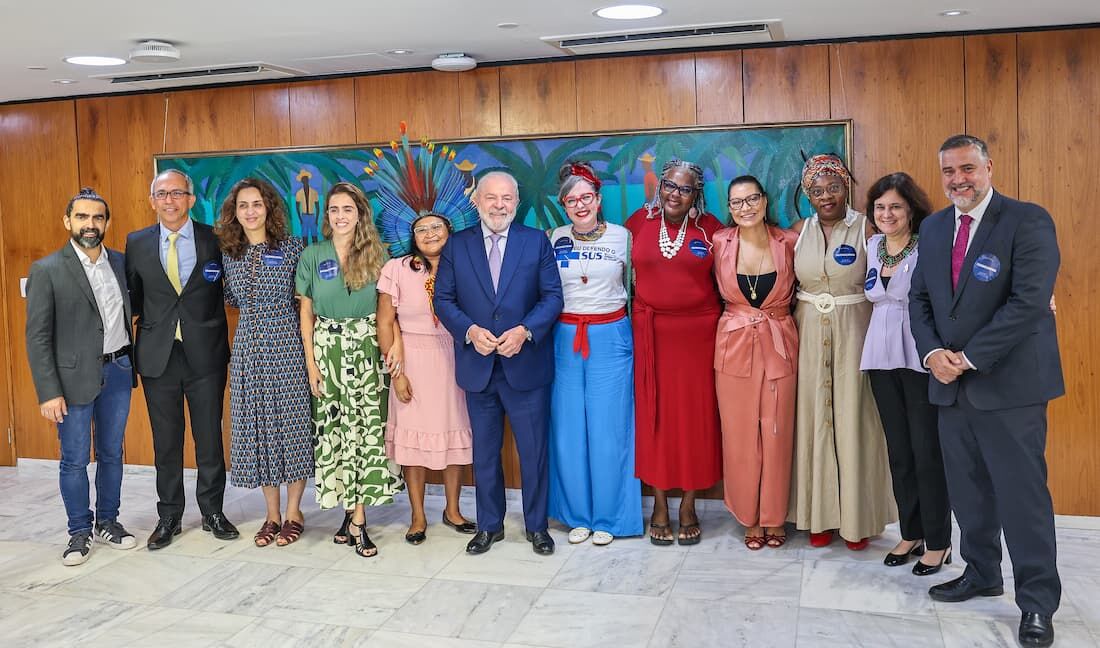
[434,171,564,555]
[910,134,1063,648]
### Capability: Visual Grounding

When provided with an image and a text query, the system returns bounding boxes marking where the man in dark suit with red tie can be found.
[910,134,1063,647]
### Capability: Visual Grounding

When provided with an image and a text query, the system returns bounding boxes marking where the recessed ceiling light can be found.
[386,49,414,55]
[52,79,78,84]
[26,65,48,70]
[64,55,126,66]
[497,22,520,29]
[595,4,664,20]
[939,9,968,16]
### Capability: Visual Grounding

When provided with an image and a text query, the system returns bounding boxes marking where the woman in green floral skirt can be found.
[296,181,403,557]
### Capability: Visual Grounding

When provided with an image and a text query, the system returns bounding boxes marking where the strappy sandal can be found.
[677,523,702,546]
[332,510,353,545]
[764,532,787,548]
[276,519,304,547]
[348,521,378,558]
[745,534,766,551]
[254,520,281,547]
[649,522,674,546]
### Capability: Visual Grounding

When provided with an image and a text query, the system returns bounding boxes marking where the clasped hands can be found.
[469,324,527,358]
[927,349,969,385]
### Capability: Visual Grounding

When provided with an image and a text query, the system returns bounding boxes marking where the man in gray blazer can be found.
[26,187,138,566]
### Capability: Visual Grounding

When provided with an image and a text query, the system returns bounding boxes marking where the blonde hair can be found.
[322,182,385,290]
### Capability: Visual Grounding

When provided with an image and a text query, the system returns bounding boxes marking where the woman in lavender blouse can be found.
[860,173,952,575]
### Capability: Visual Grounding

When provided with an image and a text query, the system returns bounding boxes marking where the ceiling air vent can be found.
[544,21,784,55]
[90,63,303,89]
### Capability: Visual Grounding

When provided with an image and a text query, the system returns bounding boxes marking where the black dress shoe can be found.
[1019,612,1054,647]
[201,512,240,540]
[442,513,477,534]
[526,530,555,555]
[466,530,504,554]
[147,516,181,550]
[928,575,1004,602]
[883,541,925,567]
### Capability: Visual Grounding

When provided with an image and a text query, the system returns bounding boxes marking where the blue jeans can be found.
[58,356,133,535]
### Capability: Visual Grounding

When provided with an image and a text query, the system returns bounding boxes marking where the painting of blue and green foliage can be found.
[155,121,849,239]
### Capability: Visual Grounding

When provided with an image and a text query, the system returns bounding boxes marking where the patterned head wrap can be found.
[801,154,852,194]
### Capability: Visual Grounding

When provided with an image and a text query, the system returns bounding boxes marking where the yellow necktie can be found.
[167,231,183,341]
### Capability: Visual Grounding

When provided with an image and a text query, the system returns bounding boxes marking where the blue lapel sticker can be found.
[865,268,878,291]
[972,253,1001,282]
[689,239,709,258]
[318,259,339,281]
[833,244,857,266]
[554,236,578,268]
[262,248,285,267]
[201,261,222,282]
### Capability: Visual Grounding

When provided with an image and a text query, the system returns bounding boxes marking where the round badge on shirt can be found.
[262,248,285,267]
[865,268,878,291]
[833,244,858,266]
[553,237,574,255]
[201,261,222,282]
[318,259,339,281]
[688,239,709,258]
[972,253,1001,282]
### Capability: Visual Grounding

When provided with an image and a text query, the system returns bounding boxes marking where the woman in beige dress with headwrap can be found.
[788,155,896,550]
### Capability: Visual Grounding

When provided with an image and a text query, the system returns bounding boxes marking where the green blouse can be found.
[295,239,381,318]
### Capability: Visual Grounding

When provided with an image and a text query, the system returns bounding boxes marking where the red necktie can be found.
[951,214,973,290]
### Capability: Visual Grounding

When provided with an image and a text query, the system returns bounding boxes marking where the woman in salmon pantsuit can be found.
[713,176,799,550]
[626,159,723,546]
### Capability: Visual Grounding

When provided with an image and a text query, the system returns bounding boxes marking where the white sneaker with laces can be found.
[592,531,614,546]
[94,519,138,550]
[568,527,592,544]
[62,532,92,566]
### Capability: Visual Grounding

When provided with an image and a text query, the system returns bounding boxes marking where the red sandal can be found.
[276,519,304,547]
[254,520,281,547]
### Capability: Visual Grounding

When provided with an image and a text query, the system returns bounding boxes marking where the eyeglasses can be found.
[728,193,764,210]
[807,183,846,199]
[660,178,696,197]
[413,222,447,236]
[152,189,192,201]
[562,193,597,209]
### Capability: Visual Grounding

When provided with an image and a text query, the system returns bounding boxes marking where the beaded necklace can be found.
[878,233,918,268]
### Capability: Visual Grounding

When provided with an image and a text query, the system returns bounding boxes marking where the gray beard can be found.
[71,230,104,249]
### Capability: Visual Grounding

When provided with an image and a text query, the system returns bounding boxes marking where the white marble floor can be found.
[2,459,1099,648]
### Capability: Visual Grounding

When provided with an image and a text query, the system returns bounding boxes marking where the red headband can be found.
[569,163,601,191]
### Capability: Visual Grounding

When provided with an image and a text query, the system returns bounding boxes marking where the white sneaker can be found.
[592,531,614,546]
[568,527,592,544]
[95,519,138,550]
[62,532,92,566]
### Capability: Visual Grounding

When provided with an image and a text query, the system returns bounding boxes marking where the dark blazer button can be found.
[949,315,957,320]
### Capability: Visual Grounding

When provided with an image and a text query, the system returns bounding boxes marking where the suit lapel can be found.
[180,223,208,294]
[108,250,133,336]
[465,229,496,301]
[494,226,526,305]
[60,244,98,311]
[929,211,955,301]
[951,193,1000,309]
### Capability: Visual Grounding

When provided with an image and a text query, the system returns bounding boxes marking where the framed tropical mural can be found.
[154,120,850,241]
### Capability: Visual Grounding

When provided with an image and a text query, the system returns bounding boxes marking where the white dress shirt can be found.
[70,240,129,354]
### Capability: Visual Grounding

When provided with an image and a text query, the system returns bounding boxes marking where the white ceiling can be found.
[2,0,1097,103]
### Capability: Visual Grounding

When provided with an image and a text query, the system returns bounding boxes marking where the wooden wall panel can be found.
[165,86,256,153]
[0,198,14,465]
[576,54,696,131]
[289,79,356,146]
[695,50,744,125]
[830,38,966,211]
[744,45,831,123]
[1018,28,1100,516]
[500,61,578,136]
[75,98,113,200]
[254,83,291,149]
[964,34,1019,197]
[356,71,461,143]
[0,101,79,459]
[458,67,502,138]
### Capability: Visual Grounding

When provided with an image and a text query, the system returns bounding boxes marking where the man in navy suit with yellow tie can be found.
[434,171,563,556]
[910,135,1063,647]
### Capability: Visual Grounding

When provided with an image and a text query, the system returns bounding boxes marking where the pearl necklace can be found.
[659,214,689,259]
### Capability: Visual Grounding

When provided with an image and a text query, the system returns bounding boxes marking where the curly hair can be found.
[322,182,386,290]
[660,159,707,215]
[215,177,290,259]
[865,172,933,234]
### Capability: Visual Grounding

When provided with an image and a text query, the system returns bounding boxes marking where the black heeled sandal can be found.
[332,510,353,545]
[348,521,378,558]
[913,546,951,576]
[884,540,925,567]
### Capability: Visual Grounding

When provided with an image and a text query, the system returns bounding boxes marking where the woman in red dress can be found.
[626,159,724,546]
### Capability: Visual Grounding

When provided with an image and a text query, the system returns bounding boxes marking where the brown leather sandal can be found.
[254,520,281,547]
[764,532,787,548]
[745,534,766,550]
[276,519,304,547]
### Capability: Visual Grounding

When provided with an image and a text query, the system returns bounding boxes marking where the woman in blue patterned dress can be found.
[216,177,313,548]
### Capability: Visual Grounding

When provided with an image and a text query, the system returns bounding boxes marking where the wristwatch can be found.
[522,325,533,342]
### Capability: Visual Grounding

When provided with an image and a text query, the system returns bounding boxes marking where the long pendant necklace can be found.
[659,215,688,259]
[572,222,605,284]
[879,233,918,268]
[743,246,767,301]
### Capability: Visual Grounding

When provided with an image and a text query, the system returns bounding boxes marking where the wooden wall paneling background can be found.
[1018,28,1100,516]
[829,37,966,211]
[1,30,1098,513]
[0,101,80,460]
[0,198,14,465]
